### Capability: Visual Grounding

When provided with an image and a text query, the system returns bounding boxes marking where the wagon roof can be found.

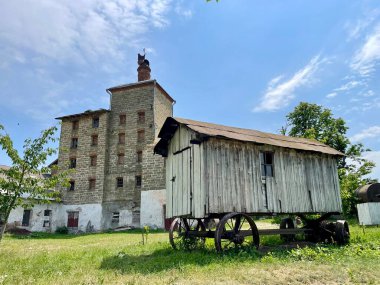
[155,117,344,156]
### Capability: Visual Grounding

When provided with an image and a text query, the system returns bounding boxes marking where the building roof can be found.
[55,109,109,120]
[107,79,175,104]
[154,117,345,157]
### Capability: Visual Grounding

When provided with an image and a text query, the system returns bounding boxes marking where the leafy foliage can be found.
[283,102,377,216]
[0,124,69,241]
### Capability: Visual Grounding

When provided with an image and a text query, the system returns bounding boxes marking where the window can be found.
[22,209,31,227]
[137,130,145,142]
[118,133,125,144]
[111,212,120,225]
[89,178,96,190]
[136,151,142,163]
[116,177,123,188]
[260,152,274,177]
[43,220,50,228]
[117,153,125,165]
[72,120,79,131]
[119,114,126,125]
[71,138,78,149]
[90,155,97,166]
[44,210,51,216]
[69,158,76,169]
[135,175,142,188]
[91,135,98,146]
[137,111,145,124]
[68,180,75,191]
[92,117,99,128]
[67,211,79,228]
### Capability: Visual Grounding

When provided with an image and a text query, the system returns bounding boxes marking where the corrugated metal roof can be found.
[155,117,344,156]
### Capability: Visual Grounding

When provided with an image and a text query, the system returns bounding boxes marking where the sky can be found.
[0,0,379,179]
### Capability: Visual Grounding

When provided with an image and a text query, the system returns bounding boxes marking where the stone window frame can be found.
[135,175,142,188]
[119,114,126,125]
[111,212,120,225]
[71,138,78,149]
[92,117,100,128]
[69,157,77,169]
[137,129,145,143]
[137,111,145,124]
[116,177,123,188]
[90,155,97,167]
[88,178,96,190]
[72,120,79,131]
[118,133,125,144]
[91,134,98,146]
[117,153,125,165]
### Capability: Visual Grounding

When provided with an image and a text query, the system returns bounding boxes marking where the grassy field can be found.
[1,221,380,285]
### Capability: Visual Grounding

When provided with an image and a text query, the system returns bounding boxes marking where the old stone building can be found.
[53,54,174,231]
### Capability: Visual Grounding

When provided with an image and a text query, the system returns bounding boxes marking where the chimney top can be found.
[137,53,151,82]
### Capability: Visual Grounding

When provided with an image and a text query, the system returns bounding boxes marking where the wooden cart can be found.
[154,117,350,252]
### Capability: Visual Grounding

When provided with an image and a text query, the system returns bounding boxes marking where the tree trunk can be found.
[0,219,6,243]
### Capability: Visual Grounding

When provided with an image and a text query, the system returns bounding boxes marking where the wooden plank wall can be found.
[165,127,342,218]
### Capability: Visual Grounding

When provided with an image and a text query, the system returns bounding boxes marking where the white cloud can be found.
[253,55,324,112]
[350,126,380,142]
[334,80,362,92]
[362,151,380,179]
[345,9,380,41]
[326,92,337,98]
[0,1,173,64]
[351,24,380,77]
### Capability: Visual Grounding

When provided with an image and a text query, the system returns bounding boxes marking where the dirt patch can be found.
[5,228,32,235]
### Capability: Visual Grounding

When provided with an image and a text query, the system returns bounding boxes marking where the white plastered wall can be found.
[140,189,166,229]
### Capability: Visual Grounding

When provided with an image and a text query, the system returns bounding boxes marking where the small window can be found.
[68,180,75,191]
[260,152,274,177]
[111,212,120,225]
[117,153,125,165]
[90,155,97,166]
[69,158,76,169]
[137,130,145,142]
[44,210,51,216]
[118,133,125,144]
[119,114,126,125]
[72,120,79,131]
[91,135,98,146]
[92,117,99,128]
[89,178,96,190]
[71,138,78,149]
[136,151,142,163]
[22,209,31,227]
[137,111,145,124]
[135,175,142,188]
[116,177,123,188]
[43,220,50,228]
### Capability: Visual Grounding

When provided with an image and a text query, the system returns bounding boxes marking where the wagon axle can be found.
[168,213,350,253]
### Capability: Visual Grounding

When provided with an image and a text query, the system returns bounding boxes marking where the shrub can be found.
[55,226,69,234]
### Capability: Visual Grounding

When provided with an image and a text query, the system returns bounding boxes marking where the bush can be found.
[55,226,69,234]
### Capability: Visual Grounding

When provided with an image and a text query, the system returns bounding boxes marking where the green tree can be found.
[0,124,68,242]
[283,102,377,216]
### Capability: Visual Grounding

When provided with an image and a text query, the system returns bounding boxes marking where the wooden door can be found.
[67,212,79,228]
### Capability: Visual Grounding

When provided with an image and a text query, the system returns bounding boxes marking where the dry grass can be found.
[0,223,379,285]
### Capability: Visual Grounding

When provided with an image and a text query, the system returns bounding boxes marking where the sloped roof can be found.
[55,109,109,120]
[154,117,344,157]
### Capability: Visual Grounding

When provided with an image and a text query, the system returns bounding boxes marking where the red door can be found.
[67,212,79,228]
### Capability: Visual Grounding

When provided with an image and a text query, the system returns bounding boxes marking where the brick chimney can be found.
[137,53,151,81]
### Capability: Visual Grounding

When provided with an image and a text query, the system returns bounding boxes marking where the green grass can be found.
[1,223,380,285]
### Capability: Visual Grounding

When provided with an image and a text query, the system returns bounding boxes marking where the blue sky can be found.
[0,0,379,179]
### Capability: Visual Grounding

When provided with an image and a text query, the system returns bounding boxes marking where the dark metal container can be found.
[356,183,380,203]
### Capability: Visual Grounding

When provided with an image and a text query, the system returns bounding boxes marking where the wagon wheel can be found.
[334,220,350,245]
[280,218,295,242]
[169,218,206,250]
[214,212,259,253]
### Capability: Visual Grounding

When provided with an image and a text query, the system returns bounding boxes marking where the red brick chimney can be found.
[137,53,151,81]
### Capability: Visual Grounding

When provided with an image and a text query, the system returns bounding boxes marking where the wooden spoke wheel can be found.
[214,212,259,253]
[335,220,350,245]
[169,218,206,250]
[280,218,295,242]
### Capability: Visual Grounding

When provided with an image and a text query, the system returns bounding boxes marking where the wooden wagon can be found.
[154,117,350,252]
